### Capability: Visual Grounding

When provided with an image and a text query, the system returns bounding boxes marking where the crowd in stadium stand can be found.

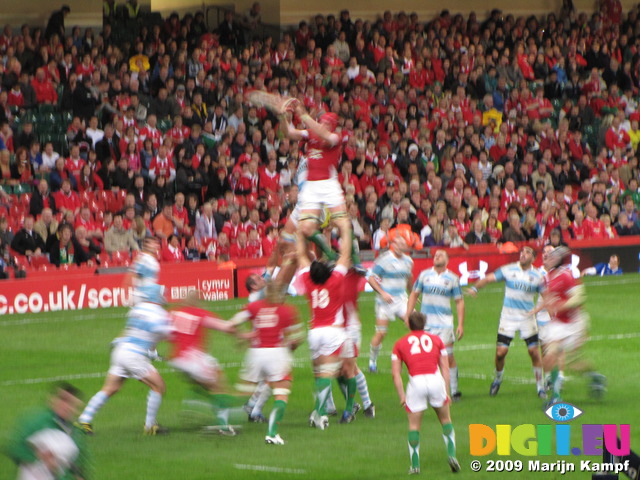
[1,0,640,275]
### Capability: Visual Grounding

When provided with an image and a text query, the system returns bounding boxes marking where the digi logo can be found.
[545,403,584,422]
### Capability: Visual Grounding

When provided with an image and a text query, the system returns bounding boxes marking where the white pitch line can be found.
[234,464,306,475]
[3,331,638,388]
[1,274,637,325]
[0,312,124,327]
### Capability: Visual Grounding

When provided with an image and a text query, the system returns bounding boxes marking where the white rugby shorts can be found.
[425,325,455,346]
[498,315,538,341]
[375,294,408,322]
[342,324,362,358]
[543,314,589,352]
[109,344,157,380]
[405,373,448,413]
[239,347,293,383]
[308,326,346,360]
[169,348,219,384]
[298,178,345,211]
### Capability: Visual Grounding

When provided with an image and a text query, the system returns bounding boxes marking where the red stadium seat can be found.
[80,191,93,205]
[200,237,215,250]
[20,193,32,209]
[30,255,51,270]
[10,204,24,218]
[111,250,131,266]
[60,263,79,271]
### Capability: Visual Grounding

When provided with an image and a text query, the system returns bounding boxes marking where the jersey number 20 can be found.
[311,288,330,309]
[408,334,433,355]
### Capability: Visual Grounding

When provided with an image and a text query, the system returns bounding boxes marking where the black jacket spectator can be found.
[30,190,57,217]
[72,80,98,122]
[11,226,46,256]
[218,13,242,47]
[464,230,492,244]
[45,6,70,40]
[95,134,122,163]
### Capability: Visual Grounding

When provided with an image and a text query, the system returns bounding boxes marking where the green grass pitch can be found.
[1,275,639,480]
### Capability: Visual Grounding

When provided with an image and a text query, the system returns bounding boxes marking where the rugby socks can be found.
[408,430,420,469]
[442,423,457,457]
[355,371,372,409]
[307,232,337,261]
[245,383,263,411]
[550,368,561,401]
[268,400,286,437]
[533,367,544,392]
[494,369,504,383]
[145,391,163,429]
[212,393,234,426]
[345,377,357,413]
[324,390,336,413]
[314,378,332,415]
[79,391,109,424]
[251,384,272,418]
[337,376,348,399]
[450,367,459,395]
[369,344,381,367]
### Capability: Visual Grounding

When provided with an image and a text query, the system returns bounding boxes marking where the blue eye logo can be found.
[544,402,583,422]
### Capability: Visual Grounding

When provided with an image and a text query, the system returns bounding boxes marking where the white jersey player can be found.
[467,246,546,398]
[407,249,464,400]
[78,237,173,435]
[367,235,414,373]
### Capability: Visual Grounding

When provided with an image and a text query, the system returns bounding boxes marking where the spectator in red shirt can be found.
[54,179,81,215]
[229,230,249,259]
[259,155,280,196]
[222,209,245,242]
[262,225,278,258]
[605,116,630,152]
[32,68,58,104]
[246,229,263,258]
[161,234,185,262]
[584,202,606,239]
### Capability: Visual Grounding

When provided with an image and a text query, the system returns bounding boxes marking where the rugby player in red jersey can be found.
[392,312,460,475]
[168,292,239,435]
[230,281,304,445]
[324,267,376,422]
[297,219,351,430]
[534,246,606,407]
[280,101,352,268]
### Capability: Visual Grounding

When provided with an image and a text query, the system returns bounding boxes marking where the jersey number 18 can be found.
[311,288,330,309]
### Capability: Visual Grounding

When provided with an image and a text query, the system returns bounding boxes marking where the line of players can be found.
[369,235,606,404]
[74,99,605,475]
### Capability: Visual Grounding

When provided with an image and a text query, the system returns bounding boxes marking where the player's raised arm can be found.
[296,229,311,269]
[278,110,306,142]
[336,220,352,270]
[464,272,497,296]
[293,103,339,147]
